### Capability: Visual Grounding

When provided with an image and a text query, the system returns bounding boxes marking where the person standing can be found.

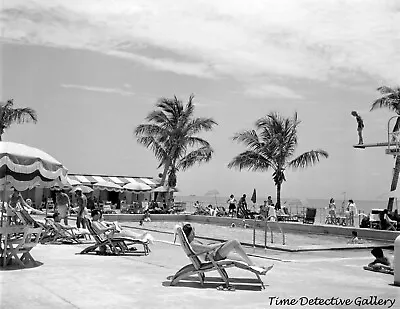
[227,194,237,218]
[351,111,364,145]
[75,188,88,229]
[328,198,337,224]
[56,189,70,225]
[237,194,248,218]
[347,199,358,226]
[142,198,149,213]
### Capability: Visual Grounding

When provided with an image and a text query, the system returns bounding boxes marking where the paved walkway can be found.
[0,229,398,309]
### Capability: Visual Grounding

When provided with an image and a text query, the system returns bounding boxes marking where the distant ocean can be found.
[174,195,395,224]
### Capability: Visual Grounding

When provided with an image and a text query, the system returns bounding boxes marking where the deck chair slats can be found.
[81,218,150,256]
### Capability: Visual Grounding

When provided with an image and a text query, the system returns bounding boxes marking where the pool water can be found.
[122,220,390,250]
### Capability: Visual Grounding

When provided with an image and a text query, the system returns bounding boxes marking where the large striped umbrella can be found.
[0,141,68,226]
[0,142,68,191]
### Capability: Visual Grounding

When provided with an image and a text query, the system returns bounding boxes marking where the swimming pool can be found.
[121,220,392,251]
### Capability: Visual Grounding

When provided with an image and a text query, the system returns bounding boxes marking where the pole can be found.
[2,176,8,267]
[264,219,267,250]
[395,235,400,286]
[252,216,256,248]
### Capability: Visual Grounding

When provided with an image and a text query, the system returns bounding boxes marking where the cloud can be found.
[60,84,135,96]
[243,84,303,99]
[2,0,400,85]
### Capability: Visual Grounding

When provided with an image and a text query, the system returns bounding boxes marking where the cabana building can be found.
[21,173,160,208]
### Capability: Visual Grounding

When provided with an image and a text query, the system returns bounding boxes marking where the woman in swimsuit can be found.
[182,223,273,275]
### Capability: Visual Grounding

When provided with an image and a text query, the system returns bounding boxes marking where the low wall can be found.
[104,214,400,242]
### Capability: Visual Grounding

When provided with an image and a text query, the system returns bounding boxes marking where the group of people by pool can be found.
[194,194,288,221]
[4,187,394,278]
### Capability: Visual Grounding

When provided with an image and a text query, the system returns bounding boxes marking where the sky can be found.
[1,0,400,200]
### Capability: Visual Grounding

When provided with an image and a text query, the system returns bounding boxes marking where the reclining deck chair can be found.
[44,218,88,244]
[170,226,266,289]
[3,227,43,267]
[80,218,150,255]
[14,210,56,243]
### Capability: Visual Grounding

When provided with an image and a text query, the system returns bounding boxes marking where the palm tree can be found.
[370,86,400,211]
[228,112,328,208]
[134,95,217,188]
[0,99,37,141]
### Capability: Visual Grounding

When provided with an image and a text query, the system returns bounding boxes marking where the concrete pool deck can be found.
[0,229,399,309]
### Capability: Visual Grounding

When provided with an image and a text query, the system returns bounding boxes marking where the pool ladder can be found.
[252,217,286,248]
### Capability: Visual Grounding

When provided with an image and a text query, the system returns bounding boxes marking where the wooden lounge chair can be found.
[80,218,150,255]
[3,226,43,267]
[44,218,91,244]
[170,226,266,290]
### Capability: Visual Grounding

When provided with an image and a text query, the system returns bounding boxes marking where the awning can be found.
[67,176,81,186]
[140,178,157,187]
[67,174,158,188]
[92,175,110,183]
[125,177,142,185]
[72,175,92,185]
[109,176,127,185]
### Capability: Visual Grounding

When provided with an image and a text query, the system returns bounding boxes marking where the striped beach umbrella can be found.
[0,141,68,227]
[0,141,68,192]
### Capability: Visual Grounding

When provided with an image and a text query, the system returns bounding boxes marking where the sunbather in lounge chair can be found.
[171,223,273,290]
[181,223,273,274]
[365,248,393,273]
[80,210,150,255]
[92,209,154,244]
[52,213,91,239]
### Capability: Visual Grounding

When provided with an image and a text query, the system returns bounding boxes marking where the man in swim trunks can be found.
[351,111,364,145]
[75,187,88,229]
[56,190,70,225]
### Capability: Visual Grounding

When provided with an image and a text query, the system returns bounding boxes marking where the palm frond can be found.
[186,136,210,148]
[232,129,260,148]
[371,86,400,112]
[185,117,218,135]
[5,107,37,125]
[146,110,174,129]
[177,146,213,171]
[227,150,272,172]
[377,86,397,94]
[288,149,329,170]
[134,123,169,137]
[136,136,167,163]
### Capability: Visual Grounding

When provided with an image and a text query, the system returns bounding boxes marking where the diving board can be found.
[353,142,399,149]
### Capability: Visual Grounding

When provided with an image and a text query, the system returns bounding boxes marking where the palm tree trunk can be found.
[160,145,178,186]
[388,155,400,211]
[160,160,171,187]
[393,117,400,133]
[276,182,281,210]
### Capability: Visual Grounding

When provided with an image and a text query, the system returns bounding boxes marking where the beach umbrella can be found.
[93,181,123,192]
[251,189,257,204]
[205,189,219,206]
[0,141,68,230]
[0,142,67,192]
[72,185,93,194]
[123,182,152,192]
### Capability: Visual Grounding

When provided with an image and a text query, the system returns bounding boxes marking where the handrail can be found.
[387,116,400,156]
